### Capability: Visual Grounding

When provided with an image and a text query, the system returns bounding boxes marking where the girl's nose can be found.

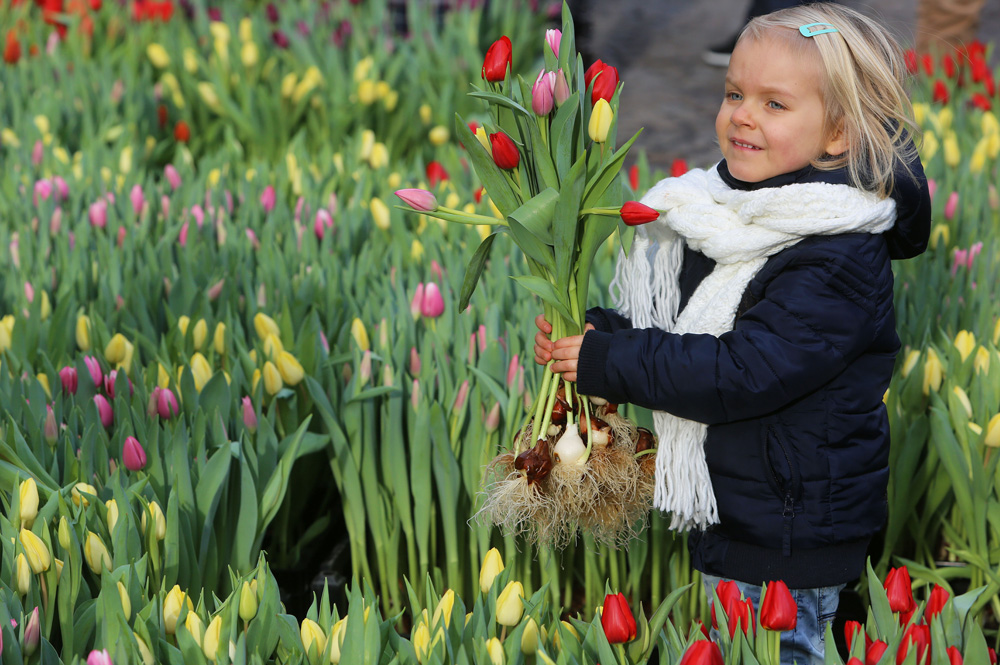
[730,103,754,128]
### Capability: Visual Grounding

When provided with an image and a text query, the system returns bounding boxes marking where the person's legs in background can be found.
[916,0,987,53]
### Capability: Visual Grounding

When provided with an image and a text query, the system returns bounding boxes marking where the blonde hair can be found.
[740,3,918,197]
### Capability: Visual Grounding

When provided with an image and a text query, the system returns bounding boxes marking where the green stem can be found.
[615,643,629,665]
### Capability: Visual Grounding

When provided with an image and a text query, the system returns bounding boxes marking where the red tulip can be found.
[174,121,190,143]
[481,36,512,82]
[933,80,949,104]
[3,30,21,64]
[489,132,520,170]
[989,646,997,664]
[948,645,964,665]
[904,49,918,74]
[729,597,755,638]
[584,59,619,105]
[157,104,168,128]
[678,640,723,665]
[628,165,639,191]
[883,566,915,614]
[971,93,991,111]
[710,579,742,629]
[671,158,689,178]
[601,592,637,644]
[925,584,950,621]
[619,201,660,226]
[425,161,449,187]
[896,624,930,665]
[847,659,864,665]
[921,53,934,76]
[942,53,956,79]
[866,640,888,665]
[123,436,147,471]
[760,580,797,631]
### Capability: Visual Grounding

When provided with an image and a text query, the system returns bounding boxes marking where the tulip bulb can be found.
[553,424,586,465]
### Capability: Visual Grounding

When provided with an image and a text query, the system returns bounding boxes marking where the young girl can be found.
[534,4,930,663]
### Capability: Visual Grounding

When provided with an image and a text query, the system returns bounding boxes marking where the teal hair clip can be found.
[799,22,838,37]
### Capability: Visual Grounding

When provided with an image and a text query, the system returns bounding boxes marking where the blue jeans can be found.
[703,575,843,665]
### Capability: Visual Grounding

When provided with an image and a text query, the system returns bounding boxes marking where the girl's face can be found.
[715,34,847,182]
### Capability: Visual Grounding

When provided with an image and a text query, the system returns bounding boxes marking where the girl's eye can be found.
[726,92,742,101]
[768,100,786,110]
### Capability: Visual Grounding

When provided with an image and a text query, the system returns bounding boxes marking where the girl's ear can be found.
[825,121,848,157]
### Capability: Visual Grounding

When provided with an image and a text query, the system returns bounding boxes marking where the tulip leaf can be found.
[233,454,258,573]
[509,187,560,242]
[459,232,498,312]
[507,216,555,273]
[468,90,532,118]
[195,445,233,569]
[198,371,231,421]
[582,129,643,209]
[554,155,588,289]
[865,559,897,637]
[455,113,520,217]
[510,276,574,323]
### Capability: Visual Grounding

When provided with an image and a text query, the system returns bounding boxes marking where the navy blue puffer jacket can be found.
[577,159,930,588]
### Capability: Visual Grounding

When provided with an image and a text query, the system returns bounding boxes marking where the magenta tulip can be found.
[260,186,276,213]
[531,69,556,116]
[394,189,438,212]
[944,191,959,221]
[164,164,182,190]
[104,370,133,399]
[545,28,561,58]
[242,396,257,433]
[123,436,147,471]
[84,356,103,388]
[32,141,44,167]
[420,282,445,318]
[87,649,113,665]
[191,204,205,228]
[33,179,53,205]
[130,184,145,216]
[53,176,69,201]
[410,283,425,319]
[89,200,108,229]
[157,387,180,419]
[59,366,78,394]
[94,394,113,428]
[314,208,333,240]
[179,222,189,247]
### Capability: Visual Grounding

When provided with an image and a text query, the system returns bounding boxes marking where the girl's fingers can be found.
[535,314,552,333]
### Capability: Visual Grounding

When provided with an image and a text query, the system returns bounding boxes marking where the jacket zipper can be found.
[767,426,796,556]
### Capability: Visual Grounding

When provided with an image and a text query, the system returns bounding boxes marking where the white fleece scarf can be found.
[609,166,897,531]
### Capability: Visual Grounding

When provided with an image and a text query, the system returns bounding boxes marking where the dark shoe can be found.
[702,32,740,67]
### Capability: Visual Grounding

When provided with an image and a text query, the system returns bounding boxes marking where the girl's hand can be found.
[533,314,594,382]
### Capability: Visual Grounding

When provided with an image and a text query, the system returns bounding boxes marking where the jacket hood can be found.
[716,148,931,260]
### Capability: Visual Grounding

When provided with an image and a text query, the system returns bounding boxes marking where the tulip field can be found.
[1,1,1000,663]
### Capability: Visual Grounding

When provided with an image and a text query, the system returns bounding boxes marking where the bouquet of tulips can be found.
[395,4,662,547]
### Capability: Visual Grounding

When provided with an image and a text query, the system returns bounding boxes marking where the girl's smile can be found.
[716,33,847,182]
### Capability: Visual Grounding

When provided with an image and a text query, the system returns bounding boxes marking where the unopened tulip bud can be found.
[263,361,283,395]
[83,530,112,574]
[87,649,113,665]
[130,184,145,216]
[479,547,504,593]
[202,615,222,660]
[553,69,570,107]
[485,402,501,433]
[370,197,391,230]
[157,387,180,419]
[276,351,305,386]
[24,607,40,656]
[545,28,561,58]
[185,611,205,647]
[589,98,613,143]
[453,380,469,412]
[394,188,438,212]
[58,516,71,549]
[421,282,445,318]
[20,528,51,573]
[300,618,327,661]
[89,200,108,229]
[496,581,525,626]
[135,635,154,665]
[84,355,103,387]
[117,581,132,621]
[486,637,504,665]
[141,501,167,541]
[19,477,39,528]
[242,396,257,433]
[411,283,425,320]
[239,581,258,622]
[489,132,520,170]
[106,499,119,532]
[76,314,92,350]
[351,318,369,350]
[985,413,1000,448]
[94,394,113,428]
[531,69,556,116]
[16,553,31,595]
[123,436,147,471]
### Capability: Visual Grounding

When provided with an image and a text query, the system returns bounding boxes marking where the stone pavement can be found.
[579,0,1000,171]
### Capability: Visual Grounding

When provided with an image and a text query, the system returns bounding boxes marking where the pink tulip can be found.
[130,184,145,216]
[951,248,968,277]
[87,649,113,665]
[84,356,103,388]
[478,324,487,352]
[104,370,133,399]
[94,394,113,428]
[117,226,126,248]
[242,396,257,433]
[44,405,58,445]
[944,191,959,221]
[89,200,108,229]
[191,204,205,228]
[453,379,469,411]
[968,241,983,268]
[320,330,329,354]
[409,346,421,375]
[34,179,53,206]
[485,401,501,432]
[59,366,78,394]
[157,387,180,419]
[394,189,438,212]
[314,208,333,240]
[50,207,62,235]
[420,282,445,318]
[122,436,147,471]
[927,178,937,202]
[32,140,44,167]
[164,164,182,190]
[506,354,519,387]
[24,281,34,303]
[294,196,306,222]
[410,283,425,319]
[431,260,444,282]
[225,190,234,214]
[53,176,69,201]
[246,228,260,250]
[531,69,556,116]
[24,607,40,656]
[468,332,477,363]
[545,28,561,58]
[260,185,276,213]
[179,222,189,247]
[553,68,570,107]
[207,278,225,300]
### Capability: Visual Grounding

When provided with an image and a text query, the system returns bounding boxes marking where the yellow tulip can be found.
[912,102,928,127]
[106,499,119,532]
[263,333,284,359]
[105,333,128,364]
[954,330,975,362]
[985,414,1000,448]
[163,585,194,634]
[147,43,171,68]
[413,623,430,663]
[118,580,132,620]
[479,547,504,593]
[120,145,133,174]
[388,172,402,189]
[0,319,11,353]
[241,41,259,68]
[239,581,258,622]
[486,637,504,665]
[329,617,347,663]
[184,611,205,647]
[358,79,378,105]
[982,110,999,136]
[975,346,990,375]
[190,318,208,350]
[76,314,92,350]
[943,132,960,168]
[369,142,389,169]
[276,351,305,386]
[354,56,374,82]
[429,126,449,146]
[922,349,943,396]
[432,589,455,629]
[198,82,223,113]
[300,618,327,660]
[411,239,424,261]
[20,529,51,573]
[419,104,432,124]
[952,386,973,419]
[158,363,171,389]
[281,72,298,98]
[135,634,155,665]
[929,223,949,251]
[19,478,38,529]
[588,98,613,143]
[83,531,112,575]
[141,501,167,541]
[252,368,262,394]
[292,67,323,104]
[36,372,51,398]
[203,615,222,661]
[58,516,71,549]
[351,317,370,351]
[970,137,988,173]
[521,617,539,654]
[370,197,391,230]
[254,312,281,340]
[16,553,31,595]
[263,361,283,395]
[495,581,524,626]
[72,482,97,508]
[190,352,213,391]
[475,126,491,154]
[920,130,938,162]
